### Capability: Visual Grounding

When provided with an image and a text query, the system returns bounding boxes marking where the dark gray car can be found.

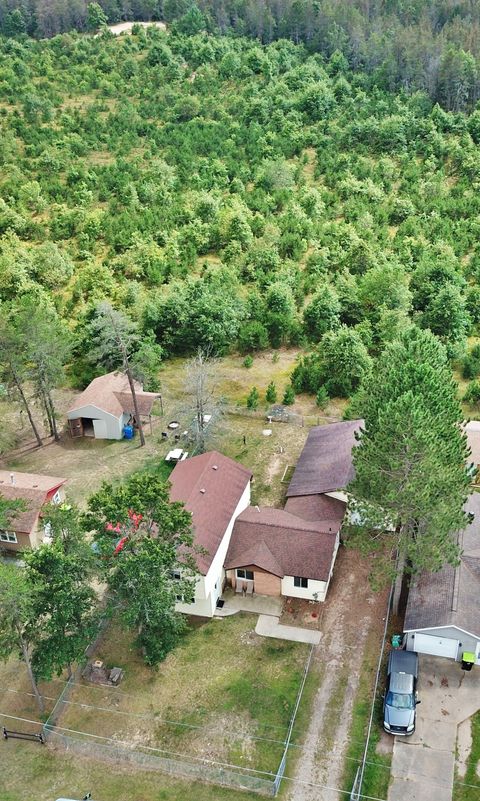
[383,650,419,736]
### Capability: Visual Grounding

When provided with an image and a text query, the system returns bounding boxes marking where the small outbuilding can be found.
[67,371,161,440]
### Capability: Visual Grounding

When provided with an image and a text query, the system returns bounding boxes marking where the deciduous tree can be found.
[85,474,196,665]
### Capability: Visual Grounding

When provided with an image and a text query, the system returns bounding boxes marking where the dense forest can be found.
[1,22,480,400]
[1,1,480,110]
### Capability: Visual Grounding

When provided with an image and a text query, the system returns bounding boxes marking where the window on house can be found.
[0,531,17,543]
[236,569,254,581]
[52,490,61,504]
[294,576,308,588]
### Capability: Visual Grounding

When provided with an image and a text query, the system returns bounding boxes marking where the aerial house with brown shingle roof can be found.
[169,450,252,617]
[225,506,341,602]
[0,470,66,553]
[67,371,161,440]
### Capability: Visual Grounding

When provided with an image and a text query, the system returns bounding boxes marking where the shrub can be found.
[247,386,259,409]
[243,355,253,368]
[283,384,295,405]
[266,381,277,403]
[316,386,329,408]
[463,380,480,406]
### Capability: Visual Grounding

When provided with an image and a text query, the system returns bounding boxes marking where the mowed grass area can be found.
[454,711,480,801]
[56,614,308,774]
[1,614,310,800]
[1,744,264,801]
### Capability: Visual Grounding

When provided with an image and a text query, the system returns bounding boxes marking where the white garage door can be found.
[413,633,459,659]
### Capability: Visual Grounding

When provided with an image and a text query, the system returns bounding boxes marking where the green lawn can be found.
[454,711,480,801]
[1,613,310,800]
[55,615,308,775]
[1,744,264,801]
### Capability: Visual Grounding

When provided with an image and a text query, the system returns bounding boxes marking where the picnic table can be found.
[165,448,188,463]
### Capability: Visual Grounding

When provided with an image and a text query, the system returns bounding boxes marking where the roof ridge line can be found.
[242,508,334,533]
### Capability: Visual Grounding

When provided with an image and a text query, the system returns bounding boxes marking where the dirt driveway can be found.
[286,548,388,801]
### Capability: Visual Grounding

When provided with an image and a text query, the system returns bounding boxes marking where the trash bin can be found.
[461,652,475,671]
[123,424,134,439]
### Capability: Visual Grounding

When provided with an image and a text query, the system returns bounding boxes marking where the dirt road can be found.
[286,548,388,801]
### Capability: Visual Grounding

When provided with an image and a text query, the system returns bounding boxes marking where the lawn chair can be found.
[246,582,254,596]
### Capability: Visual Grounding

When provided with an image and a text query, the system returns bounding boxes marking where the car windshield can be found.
[386,691,414,710]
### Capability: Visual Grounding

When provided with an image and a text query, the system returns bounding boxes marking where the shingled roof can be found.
[286,419,364,498]
[404,493,480,639]
[225,506,339,582]
[68,371,159,418]
[284,493,346,525]
[169,451,252,575]
[0,471,66,534]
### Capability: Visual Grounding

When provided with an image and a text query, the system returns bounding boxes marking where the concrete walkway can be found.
[388,655,480,801]
[255,614,322,644]
[214,591,283,617]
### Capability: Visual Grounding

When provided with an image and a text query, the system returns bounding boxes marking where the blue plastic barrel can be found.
[123,425,134,439]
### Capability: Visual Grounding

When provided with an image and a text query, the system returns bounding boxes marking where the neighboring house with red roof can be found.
[169,451,252,617]
[67,371,160,440]
[0,470,66,553]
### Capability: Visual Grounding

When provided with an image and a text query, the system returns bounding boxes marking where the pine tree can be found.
[247,386,259,410]
[348,327,470,587]
[266,381,277,403]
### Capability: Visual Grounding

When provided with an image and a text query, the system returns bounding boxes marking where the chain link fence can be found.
[40,637,315,798]
[42,726,277,796]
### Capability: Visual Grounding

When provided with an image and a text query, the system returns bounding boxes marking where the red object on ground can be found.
[114,536,129,555]
[311,612,318,618]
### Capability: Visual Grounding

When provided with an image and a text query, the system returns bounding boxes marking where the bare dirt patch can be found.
[286,548,389,801]
[107,21,167,35]
[281,598,322,631]
[457,718,472,779]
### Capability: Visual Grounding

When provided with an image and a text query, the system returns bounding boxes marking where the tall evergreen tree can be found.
[0,310,43,447]
[347,327,471,587]
[13,297,71,442]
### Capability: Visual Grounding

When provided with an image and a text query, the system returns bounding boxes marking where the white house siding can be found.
[281,575,328,602]
[175,575,213,618]
[176,481,251,618]
[405,626,480,662]
[67,403,123,439]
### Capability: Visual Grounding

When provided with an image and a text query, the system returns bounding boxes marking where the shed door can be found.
[413,633,459,659]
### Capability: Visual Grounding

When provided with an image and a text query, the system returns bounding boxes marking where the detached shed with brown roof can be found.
[67,371,160,440]
[404,492,480,663]
[225,506,340,602]
[0,470,66,552]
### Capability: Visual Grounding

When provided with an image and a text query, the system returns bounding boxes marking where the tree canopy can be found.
[85,473,197,664]
[346,327,471,586]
